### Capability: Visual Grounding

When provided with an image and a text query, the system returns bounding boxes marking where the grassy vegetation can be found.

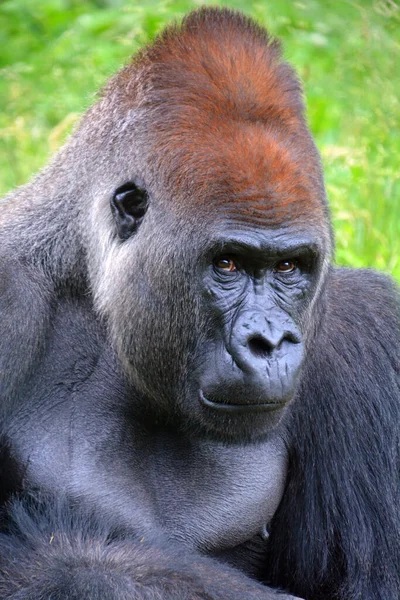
[1,0,399,279]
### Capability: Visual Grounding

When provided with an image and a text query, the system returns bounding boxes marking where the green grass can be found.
[1,0,399,280]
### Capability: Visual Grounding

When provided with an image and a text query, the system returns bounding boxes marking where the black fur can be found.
[0,439,23,507]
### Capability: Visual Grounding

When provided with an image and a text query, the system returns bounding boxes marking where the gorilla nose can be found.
[247,334,278,358]
[229,311,301,373]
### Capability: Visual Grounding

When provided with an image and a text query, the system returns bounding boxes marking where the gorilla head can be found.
[78,8,332,440]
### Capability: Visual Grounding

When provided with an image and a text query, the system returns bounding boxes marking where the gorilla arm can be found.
[0,497,304,600]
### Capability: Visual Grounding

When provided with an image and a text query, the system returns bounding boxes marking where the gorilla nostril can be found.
[248,336,273,358]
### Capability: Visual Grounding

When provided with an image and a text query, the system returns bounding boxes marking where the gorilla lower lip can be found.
[199,391,283,413]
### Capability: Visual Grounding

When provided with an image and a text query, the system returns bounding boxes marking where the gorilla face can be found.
[107,185,325,440]
[192,224,324,438]
[197,230,317,411]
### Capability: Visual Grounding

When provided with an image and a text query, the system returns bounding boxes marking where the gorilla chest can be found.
[136,433,288,552]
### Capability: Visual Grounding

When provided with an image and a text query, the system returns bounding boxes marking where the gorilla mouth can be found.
[199,391,283,413]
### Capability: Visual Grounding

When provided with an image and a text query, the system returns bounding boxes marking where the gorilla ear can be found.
[111,182,149,240]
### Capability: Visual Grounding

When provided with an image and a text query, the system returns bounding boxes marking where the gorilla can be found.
[0,7,399,600]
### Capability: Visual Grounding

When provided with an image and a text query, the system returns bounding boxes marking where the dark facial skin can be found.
[198,230,318,412]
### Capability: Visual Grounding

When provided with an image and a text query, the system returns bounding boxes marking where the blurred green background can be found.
[1,0,399,279]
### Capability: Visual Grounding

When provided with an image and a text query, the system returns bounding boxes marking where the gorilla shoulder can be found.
[0,256,52,399]
[328,266,400,332]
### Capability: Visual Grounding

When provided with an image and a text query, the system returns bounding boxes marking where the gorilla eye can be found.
[274,259,296,273]
[214,257,237,272]
[111,182,149,240]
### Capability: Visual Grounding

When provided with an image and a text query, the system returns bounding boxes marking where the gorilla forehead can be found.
[149,121,327,231]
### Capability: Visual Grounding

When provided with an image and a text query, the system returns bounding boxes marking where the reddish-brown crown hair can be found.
[130,7,304,122]
[107,7,328,228]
